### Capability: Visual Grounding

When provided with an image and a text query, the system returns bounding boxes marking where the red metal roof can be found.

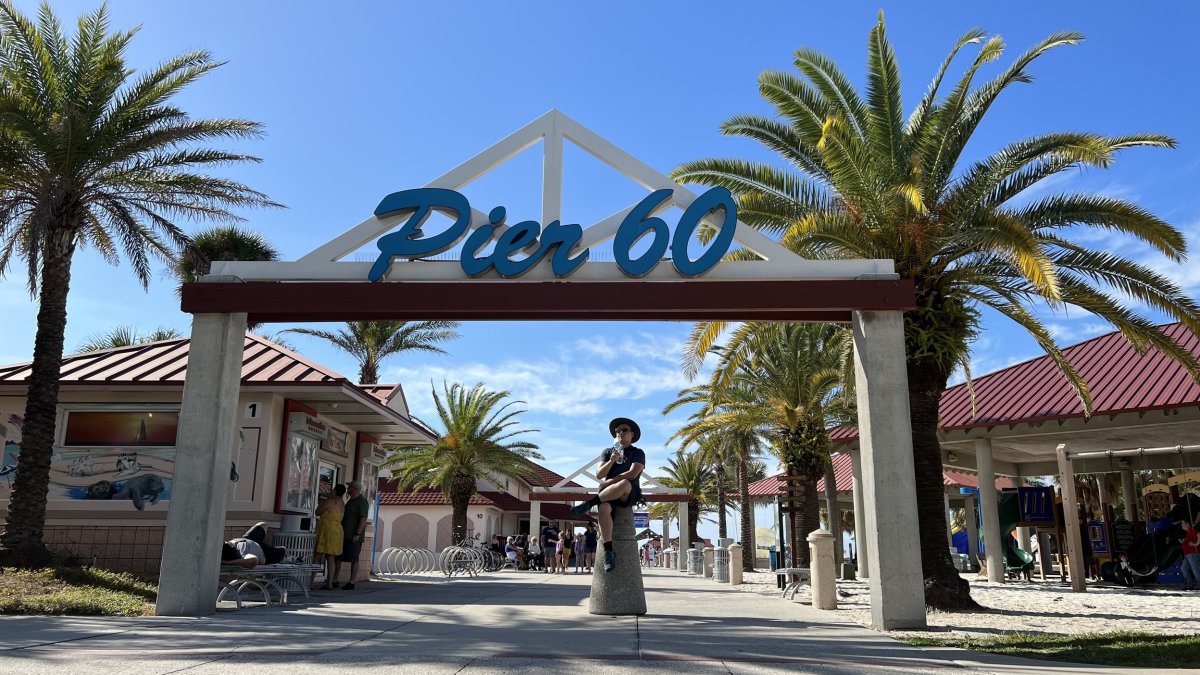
[0,333,346,385]
[522,464,581,489]
[360,384,399,404]
[744,454,1011,499]
[831,323,1200,442]
[376,480,588,520]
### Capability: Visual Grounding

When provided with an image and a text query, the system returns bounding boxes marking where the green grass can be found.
[903,631,1200,668]
[0,566,157,616]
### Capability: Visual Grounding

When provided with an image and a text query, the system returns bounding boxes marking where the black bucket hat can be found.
[608,417,641,444]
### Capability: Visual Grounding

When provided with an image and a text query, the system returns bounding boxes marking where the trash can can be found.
[768,547,777,571]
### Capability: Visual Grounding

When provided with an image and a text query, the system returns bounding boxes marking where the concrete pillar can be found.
[976,438,1005,583]
[1056,443,1087,593]
[964,495,980,570]
[589,506,647,615]
[662,515,670,560]
[849,448,870,580]
[823,460,844,565]
[1017,526,1032,554]
[1121,468,1139,522]
[155,312,247,616]
[851,309,926,630]
[808,529,837,610]
[729,543,743,585]
[677,502,689,572]
[702,546,714,578]
[529,499,541,540]
[944,493,955,549]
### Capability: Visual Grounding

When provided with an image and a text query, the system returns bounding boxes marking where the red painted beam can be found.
[529,492,692,502]
[181,279,915,323]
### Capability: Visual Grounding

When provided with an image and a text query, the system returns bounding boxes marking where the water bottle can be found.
[612,437,624,462]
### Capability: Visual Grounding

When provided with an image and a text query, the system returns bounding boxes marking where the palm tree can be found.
[384,382,542,544]
[0,2,278,566]
[655,450,716,546]
[673,15,1200,609]
[284,320,461,384]
[664,384,767,570]
[77,325,183,352]
[676,324,850,566]
[175,225,280,293]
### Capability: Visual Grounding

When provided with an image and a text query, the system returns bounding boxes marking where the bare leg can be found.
[332,559,343,586]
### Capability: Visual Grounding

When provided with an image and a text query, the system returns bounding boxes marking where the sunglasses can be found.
[615,427,632,433]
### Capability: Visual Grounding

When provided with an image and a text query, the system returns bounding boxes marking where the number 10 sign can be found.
[1018,486,1056,526]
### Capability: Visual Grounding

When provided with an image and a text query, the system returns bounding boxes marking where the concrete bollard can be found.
[589,506,647,615]
[728,543,743,585]
[808,529,837,610]
[702,546,714,579]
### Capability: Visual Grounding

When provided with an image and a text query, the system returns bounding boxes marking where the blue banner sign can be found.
[368,187,737,281]
[1018,486,1056,525]
[633,512,649,528]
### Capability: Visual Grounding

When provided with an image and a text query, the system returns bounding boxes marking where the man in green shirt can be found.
[334,481,370,589]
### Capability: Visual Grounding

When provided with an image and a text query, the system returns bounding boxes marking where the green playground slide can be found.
[979,491,1035,573]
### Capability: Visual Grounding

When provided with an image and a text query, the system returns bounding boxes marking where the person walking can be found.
[333,481,370,590]
[542,521,560,574]
[1181,521,1200,590]
[583,522,598,572]
[312,483,345,590]
[558,529,572,574]
[570,417,646,572]
[573,531,586,573]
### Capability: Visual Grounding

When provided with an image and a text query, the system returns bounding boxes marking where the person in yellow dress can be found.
[313,483,346,590]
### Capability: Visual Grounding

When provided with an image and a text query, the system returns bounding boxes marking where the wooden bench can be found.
[777,567,811,600]
[217,563,323,608]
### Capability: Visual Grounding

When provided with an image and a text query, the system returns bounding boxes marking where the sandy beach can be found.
[731,569,1200,638]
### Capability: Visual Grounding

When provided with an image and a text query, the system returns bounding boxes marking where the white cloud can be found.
[567,332,686,366]
[386,358,691,419]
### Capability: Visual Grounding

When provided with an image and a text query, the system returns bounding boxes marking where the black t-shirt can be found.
[542,524,559,545]
[602,444,645,503]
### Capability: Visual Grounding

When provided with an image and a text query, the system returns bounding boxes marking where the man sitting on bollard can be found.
[571,417,645,572]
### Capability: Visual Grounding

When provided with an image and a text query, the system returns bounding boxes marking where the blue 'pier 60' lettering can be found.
[368,187,737,281]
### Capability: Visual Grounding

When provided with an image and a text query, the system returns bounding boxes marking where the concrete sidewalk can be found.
[0,567,1191,674]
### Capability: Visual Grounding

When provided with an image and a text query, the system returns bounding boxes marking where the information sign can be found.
[633,512,649,528]
[1111,520,1138,555]
[1088,519,1109,556]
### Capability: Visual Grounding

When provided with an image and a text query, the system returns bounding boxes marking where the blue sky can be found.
[3,2,1200,543]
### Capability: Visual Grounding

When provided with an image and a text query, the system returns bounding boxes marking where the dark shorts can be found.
[585,545,597,554]
[338,537,363,563]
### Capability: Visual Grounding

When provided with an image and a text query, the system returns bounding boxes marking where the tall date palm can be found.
[285,320,461,385]
[384,382,542,545]
[673,15,1200,608]
[0,2,278,566]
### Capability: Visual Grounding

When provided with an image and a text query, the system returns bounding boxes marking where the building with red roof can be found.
[0,334,435,576]
[375,464,592,551]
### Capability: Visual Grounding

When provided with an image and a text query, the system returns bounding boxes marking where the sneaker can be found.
[342,582,356,591]
[604,549,616,572]
[570,502,592,518]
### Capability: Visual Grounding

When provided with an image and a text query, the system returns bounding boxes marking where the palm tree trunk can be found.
[908,359,979,610]
[449,474,474,544]
[688,498,701,545]
[800,476,820,565]
[0,234,75,567]
[715,463,727,539]
[823,460,843,565]
[738,455,755,571]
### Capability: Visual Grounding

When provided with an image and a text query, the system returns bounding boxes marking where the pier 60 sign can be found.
[367,186,737,281]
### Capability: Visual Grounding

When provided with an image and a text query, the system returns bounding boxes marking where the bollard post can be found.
[713,538,732,583]
[702,545,714,579]
[808,529,837,610]
[728,543,743,585]
[588,506,647,615]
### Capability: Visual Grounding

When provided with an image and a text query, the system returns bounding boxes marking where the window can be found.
[63,410,179,447]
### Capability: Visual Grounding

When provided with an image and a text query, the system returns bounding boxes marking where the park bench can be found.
[777,567,811,600]
[217,563,323,608]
